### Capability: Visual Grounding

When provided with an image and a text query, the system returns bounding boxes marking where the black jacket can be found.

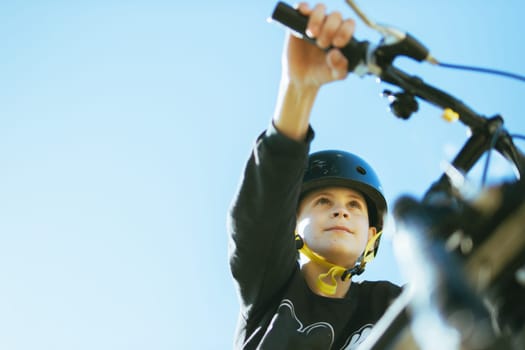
[228,125,401,349]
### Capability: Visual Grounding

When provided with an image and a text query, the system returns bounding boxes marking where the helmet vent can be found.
[356,166,367,175]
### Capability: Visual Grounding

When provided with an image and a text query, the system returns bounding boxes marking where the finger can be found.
[305,3,326,39]
[316,11,343,49]
[332,18,355,48]
[296,2,312,15]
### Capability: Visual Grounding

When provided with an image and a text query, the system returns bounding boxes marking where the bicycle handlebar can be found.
[270,1,525,178]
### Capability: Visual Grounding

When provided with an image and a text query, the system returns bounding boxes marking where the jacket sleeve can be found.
[227,123,314,317]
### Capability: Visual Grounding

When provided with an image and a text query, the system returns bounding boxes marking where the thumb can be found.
[326,49,349,80]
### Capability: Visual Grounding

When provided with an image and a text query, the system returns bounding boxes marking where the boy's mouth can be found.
[325,226,351,234]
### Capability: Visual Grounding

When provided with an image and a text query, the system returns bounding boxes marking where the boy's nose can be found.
[332,208,349,218]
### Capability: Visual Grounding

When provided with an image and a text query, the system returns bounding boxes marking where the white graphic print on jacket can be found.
[260,299,373,350]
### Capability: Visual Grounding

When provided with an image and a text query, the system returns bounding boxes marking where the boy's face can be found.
[297,186,376,268]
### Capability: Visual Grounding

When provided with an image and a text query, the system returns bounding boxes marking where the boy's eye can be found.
[314,197,331,206]
[348,200,363,210]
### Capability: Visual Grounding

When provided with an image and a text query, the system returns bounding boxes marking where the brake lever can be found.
[344,0,438,66]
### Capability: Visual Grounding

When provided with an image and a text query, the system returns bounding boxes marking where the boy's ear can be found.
[367,226,377,241]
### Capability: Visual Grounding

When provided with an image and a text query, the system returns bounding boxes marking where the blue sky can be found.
[1,1,524,349]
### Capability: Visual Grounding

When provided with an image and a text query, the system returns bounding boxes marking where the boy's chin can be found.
[320,249,360,268]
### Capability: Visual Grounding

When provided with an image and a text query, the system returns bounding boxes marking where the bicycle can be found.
[270,2,525,349]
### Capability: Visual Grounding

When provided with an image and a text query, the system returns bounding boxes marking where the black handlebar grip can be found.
[271,1,369,72]
[272,2,310,37]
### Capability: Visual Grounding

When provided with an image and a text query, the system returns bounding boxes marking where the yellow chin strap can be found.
[363,230,383,264]
[295,230,383,296]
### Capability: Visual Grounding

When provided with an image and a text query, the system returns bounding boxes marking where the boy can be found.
[227,2,401,349]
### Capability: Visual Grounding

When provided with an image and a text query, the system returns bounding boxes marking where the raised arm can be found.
[273,2,355,141]
[228,1,357,317]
